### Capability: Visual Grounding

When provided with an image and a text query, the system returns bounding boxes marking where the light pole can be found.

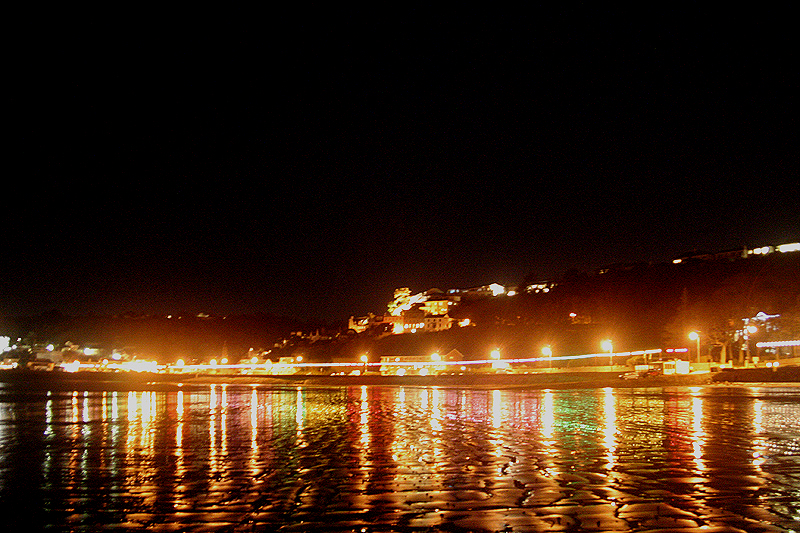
[689,331,701,364]
[490,349,502,372]
[744,323,758,365]
[602,339,613,368]
[542,345,553,371]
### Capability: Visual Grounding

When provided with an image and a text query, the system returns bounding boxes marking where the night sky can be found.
[6,8,798,322]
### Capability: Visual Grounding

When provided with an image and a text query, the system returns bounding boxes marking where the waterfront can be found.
[1,383,799,532]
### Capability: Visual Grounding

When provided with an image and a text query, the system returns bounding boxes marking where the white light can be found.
[757,340,800,348]
[778,242,800,253]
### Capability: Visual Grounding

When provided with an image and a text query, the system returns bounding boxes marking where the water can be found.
[1,383,799,532]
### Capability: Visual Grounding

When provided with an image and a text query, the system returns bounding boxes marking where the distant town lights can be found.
[748,242,800,255]
[489,283,505,296]
[756,340,800,348]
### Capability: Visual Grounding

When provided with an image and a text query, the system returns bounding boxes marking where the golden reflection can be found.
[690,389,706,471]
[126,391,138,452]
[140,392,155,451]
[220,385,228,455]
[127,391,137,422]
[754,398,763,434]
[72,391,79,424]
[141,391,151,422]
[491,389,506,476]
[102,391,107,422]
[296,388,307,449]
[753,399,766,468]
[176,390,184,449]
[45,394,53,438]
[542,390,554,441]
[111,391,118,420]
[540,390,560,478]
[431,387,442,433]
[360,385,369,448]
[82,391,90,424]
[492,389,502,429]
[602,388,617,470]
[251,388,258,443]
[392,388,406,463]
[209,385,219,474]
[250,387,259,475]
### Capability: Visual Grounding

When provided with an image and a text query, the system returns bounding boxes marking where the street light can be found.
[601,340,613,367]
[541,345,553,371]
[689,331,700,363]
[744,323,758,365]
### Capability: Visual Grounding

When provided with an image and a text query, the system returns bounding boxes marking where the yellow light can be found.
[431,352,441,362]
[541,346,552,357]
[491,349,501,360]
[251,356,258,364]
[209,359,217,366]
[176,359,185,367]
[689,331,699,341]
[296,356,303,362]
[360,355,368,363]
[746,325,758,335]
[601,340,613,352]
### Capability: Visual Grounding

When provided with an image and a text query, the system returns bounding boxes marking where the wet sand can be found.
[1,382,798,531]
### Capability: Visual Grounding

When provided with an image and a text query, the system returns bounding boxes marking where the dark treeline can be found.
[289,252,800,365]
[0,312,323,363]
[1,252,798,364]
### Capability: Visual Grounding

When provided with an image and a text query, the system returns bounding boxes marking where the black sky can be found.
[5,7,798,322]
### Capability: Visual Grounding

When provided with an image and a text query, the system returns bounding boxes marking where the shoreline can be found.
[1,365,797,390]
[0,368,713,390]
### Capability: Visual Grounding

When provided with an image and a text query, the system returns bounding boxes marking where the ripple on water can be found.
[2,384,800,531]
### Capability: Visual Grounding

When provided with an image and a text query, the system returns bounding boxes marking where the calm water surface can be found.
[1,383,799,532]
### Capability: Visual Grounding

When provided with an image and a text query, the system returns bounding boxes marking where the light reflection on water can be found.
[1,384,800,532]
